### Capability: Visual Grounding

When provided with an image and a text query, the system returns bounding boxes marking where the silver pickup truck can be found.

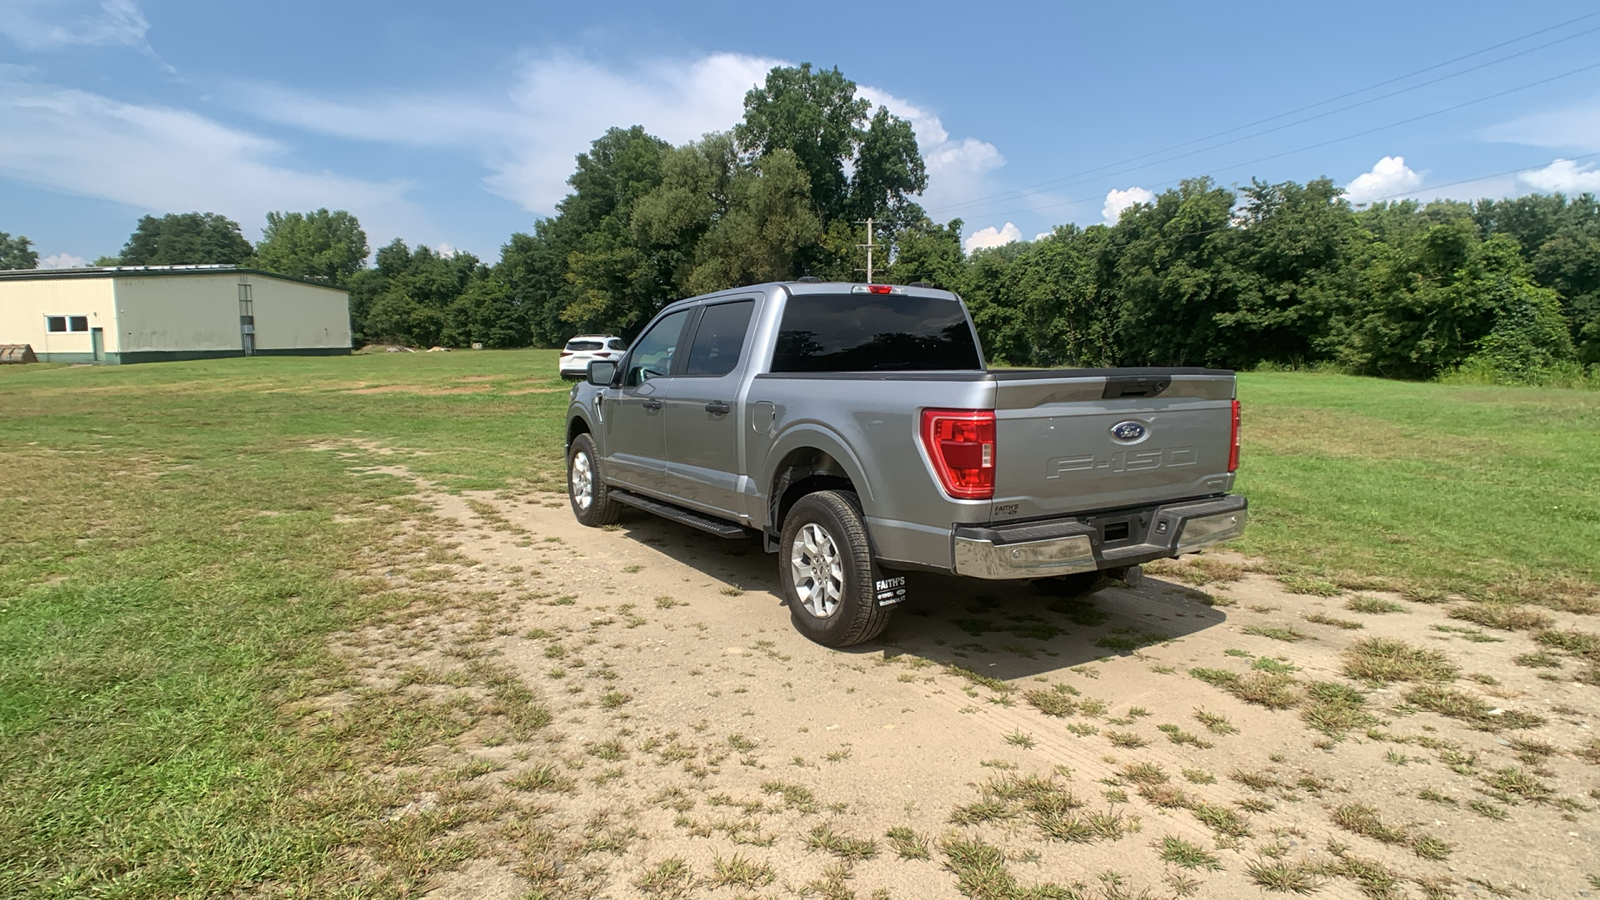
[564,280,1246,646]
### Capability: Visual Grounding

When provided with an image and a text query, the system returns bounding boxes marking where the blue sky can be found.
[5,0,1600,266]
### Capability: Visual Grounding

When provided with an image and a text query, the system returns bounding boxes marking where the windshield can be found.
[770,292,982,373]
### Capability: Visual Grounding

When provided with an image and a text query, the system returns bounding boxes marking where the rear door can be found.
[989,371,1236,521]
[600,309,691,494]
[660,298,757,518]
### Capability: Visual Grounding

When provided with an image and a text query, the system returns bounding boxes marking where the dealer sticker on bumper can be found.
[874,575,907,607]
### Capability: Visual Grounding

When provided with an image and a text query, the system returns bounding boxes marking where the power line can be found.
[950,58,1600,223]
[929,10,1600,216]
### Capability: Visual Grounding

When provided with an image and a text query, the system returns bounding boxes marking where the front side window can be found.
[770,292,982,372]
[69,316,89,332]
[624,309,690,387]
[684,301,754,377]
[46,316,67,333]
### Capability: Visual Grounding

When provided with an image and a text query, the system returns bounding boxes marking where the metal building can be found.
[0,265,351,364]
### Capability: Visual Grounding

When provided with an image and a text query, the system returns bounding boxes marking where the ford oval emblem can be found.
[1110,421,1147,442]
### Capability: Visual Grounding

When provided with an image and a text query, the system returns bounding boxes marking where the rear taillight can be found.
[560,351,573,357]
[1228,399,1241,473]
[920,409,996,500]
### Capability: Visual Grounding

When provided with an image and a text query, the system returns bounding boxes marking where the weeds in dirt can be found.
[1242,624,1310,642]
[1301,680,1376,738]
[635,857,696,898]
[805,823,878,861]
[1450,603,1553,631]
[1405,685,1545,731]
[1342,638,1459,684]
[1024,685,1079,717]
[1160,836,1222,870]
[1193,708,1238,734]
[885,825,931,860]
[1277,574,1341,597]
[1345,595,1405,614]
[1246,857,1322,893]
[1304,612,1363,629]
[1191,802,1251,839]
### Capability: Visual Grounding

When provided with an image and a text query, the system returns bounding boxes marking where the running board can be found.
[609,490,752,539]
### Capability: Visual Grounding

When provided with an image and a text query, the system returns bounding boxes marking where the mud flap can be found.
[873,569,908,608]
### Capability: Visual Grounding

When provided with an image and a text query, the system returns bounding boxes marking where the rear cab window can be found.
[770,291,983,372]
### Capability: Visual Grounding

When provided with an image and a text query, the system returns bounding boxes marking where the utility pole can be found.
[858,218,875,284]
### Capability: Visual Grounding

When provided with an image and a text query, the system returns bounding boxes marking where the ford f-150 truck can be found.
[564,280,1246,647]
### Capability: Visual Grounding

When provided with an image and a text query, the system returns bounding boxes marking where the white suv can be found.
[559,335,627,379]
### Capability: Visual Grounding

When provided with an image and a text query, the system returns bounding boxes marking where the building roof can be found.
[0,264,349,292]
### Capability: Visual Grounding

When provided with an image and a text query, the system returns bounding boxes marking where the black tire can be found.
[1032,571,1113,598]
[779,490,893,647]
[567,433,620,527]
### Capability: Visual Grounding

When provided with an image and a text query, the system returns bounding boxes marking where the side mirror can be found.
[587,360,618,386]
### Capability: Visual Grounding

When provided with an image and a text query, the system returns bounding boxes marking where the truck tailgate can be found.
[989,371,1235,521]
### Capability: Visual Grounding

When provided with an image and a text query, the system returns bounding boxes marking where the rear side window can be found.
[565,340,603,352]
[770,293,982,372]
[607,338,627,351]
[684,301,754,377]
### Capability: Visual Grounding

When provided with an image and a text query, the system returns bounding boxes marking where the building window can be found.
[69,316,89,332]
[46,316,67,333]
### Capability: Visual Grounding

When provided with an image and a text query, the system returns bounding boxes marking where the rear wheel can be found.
[567,433,620,527]
[779,491,893,647]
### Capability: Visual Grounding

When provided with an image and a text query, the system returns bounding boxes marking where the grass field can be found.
[1,354,1595,897]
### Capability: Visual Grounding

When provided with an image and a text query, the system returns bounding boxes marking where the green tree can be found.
[736,64,869,222]
[251,209,368,283]
[685,150,822,293]
[348,239,485,347]
[1216,177,1361,367]
[1112,178,1242,367]
[0,232,38,269]
[849,107,928,229]
[117,212,253,266]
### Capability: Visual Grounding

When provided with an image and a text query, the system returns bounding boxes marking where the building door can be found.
[90,328,104,362]
[238,282,255,356]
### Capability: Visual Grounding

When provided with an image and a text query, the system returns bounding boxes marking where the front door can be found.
[90,328,104,362]
[600,308,691,495]
[661,299,756,518]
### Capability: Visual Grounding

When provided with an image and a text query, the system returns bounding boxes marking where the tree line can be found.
[3,62,1594,383]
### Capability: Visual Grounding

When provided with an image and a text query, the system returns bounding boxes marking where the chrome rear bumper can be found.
[952,495,1247,580]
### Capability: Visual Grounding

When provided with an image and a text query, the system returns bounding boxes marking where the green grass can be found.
[1236,373,1600,604]
[0,351,574,897]
[4,358,1598,896]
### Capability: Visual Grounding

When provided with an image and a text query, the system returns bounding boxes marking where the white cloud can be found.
[964,222,1021,253]
[238,53,1005,220]
[241,51,781,215]
[1518,158,1600,194]
[1101,187,1153,224]
[856,86,1004,219]
[0,67,425,244]
[0,0,170,69]
[39,252,87,268]
[1343,156,1424,206]
[1484,99,1600,152]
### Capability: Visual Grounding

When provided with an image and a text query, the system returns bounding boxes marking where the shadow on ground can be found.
[605,509,1228,679]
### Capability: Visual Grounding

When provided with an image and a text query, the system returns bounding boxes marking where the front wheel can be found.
[779,491,893,647]
[567,433,620,527]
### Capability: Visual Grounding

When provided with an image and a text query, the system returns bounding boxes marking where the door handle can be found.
[642,399,664,411]
[704,400,730,415]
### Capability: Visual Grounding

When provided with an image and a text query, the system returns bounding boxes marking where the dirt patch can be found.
[345,385,493,395]
[322,474,1598,899]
